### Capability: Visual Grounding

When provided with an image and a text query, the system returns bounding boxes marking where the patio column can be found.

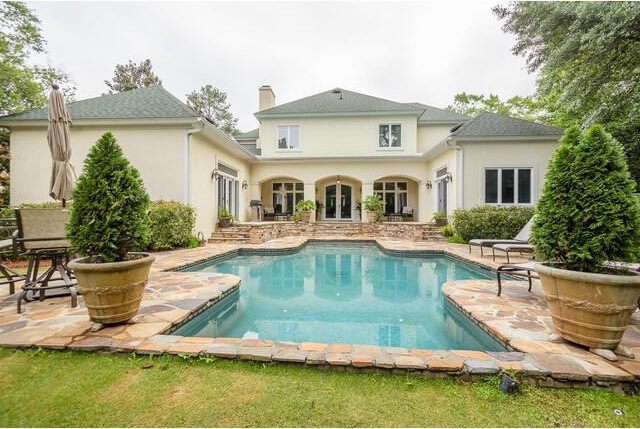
[304,182,316,222]
[418,180,429,223]
[361,182,374,222]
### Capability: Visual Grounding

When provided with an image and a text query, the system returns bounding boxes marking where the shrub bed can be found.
[452,205,534,242]
[145,200,196,250]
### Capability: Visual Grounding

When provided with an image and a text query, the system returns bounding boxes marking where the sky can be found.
[30,0,537,132]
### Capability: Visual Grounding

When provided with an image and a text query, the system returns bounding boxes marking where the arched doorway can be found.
[325,182,353,220]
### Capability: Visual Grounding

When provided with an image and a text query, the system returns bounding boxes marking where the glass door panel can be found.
[340,185,352,219]
[325,185,337,219]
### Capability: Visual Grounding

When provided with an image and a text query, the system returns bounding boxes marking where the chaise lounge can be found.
[468,216,534,257]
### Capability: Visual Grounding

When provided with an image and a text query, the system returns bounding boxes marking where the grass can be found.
[0,348,638,427]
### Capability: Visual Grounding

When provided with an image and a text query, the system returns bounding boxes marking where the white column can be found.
[304,182,317,222]
[361,182,374,222]
[418,180,430,223]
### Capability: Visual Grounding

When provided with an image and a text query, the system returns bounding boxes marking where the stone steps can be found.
[208,222,446,244]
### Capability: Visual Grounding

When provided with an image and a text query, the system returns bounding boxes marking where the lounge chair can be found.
[496,262,539,296]
[401,207,414,221]
[492,242,534,263]
[468,216,534,257]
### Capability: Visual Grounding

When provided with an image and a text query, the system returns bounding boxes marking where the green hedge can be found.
[145,200,196,250]
[452,206,535,242]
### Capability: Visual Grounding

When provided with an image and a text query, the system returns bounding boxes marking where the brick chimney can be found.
[259,85,275,111]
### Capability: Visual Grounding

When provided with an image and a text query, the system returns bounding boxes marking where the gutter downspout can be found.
[184,119,204,205]
[445,137,464,209]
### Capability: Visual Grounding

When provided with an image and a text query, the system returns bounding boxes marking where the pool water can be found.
[172,242,506,351]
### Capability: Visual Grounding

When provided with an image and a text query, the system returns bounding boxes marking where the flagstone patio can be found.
[0,237,638,393]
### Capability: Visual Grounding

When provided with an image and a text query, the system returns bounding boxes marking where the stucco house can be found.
[0,85,563,238]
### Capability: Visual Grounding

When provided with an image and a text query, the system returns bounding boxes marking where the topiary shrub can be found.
[67,132,150,263]
[452,206,534,242]
[530,125,640,272]
[146,200,196,250]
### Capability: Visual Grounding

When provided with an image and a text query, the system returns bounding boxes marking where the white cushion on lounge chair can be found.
[492,242,534,263]
[468,216,534,256]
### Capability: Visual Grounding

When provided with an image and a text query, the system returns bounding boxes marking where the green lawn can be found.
[0,348,638,427]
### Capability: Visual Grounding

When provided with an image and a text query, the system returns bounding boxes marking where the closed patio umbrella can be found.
[47,84,76,206]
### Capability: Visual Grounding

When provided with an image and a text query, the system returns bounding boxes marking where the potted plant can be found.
[432,211,447,227]
[362,195,384,222]
[67,132,154,327]
[295,199,316,222]
[530,125,640,360]
[218,207,235,228]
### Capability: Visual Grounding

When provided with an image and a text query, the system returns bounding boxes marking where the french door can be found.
[325,183,352,220]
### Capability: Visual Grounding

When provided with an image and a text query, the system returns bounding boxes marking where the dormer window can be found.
[378,124,401,148]
[277,125,300,150]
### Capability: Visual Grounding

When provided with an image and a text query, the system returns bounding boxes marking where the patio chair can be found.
[496,262,539,296]
[492,242,534,263]
[263,206,275,221]
[401,207,414,221]
[0,233,25,295]
[468,216,534,257]
[13,208,77,313]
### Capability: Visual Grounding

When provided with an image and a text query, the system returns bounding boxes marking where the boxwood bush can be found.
[145,200,196,250]
[452,206,535,242]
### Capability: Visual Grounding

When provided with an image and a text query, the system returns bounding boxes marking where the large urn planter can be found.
[299,210,313,223]
[534,263,640,351]
[69,253,155,325]
[366,211,377,223]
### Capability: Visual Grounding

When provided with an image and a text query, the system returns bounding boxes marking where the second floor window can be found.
[277,125,300,150]
[379,124,401,148]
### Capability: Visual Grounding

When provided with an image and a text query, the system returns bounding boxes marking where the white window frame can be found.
[378,123,402,149]
[484,167,534,205]
[277,125,301,151]
[373,180,408,214]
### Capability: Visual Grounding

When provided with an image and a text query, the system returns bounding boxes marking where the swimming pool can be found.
[172,242,506,351]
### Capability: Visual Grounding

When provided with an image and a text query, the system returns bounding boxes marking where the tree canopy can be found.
[493,1,640,185]
[446,92,547,123]
[0,1,75,116]
[186,85,239,136]
[104,59,162,94]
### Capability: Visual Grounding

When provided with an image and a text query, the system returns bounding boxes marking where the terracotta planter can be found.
[219,217,232,228]
[300,210,313,223]
[535,263,640,350]
[435,218,447,227]
[69,253,155,324]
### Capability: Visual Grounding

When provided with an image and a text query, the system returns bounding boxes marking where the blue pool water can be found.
[172,242,506,351]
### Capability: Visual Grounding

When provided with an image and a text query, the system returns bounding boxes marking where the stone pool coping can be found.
[0,237,638,393]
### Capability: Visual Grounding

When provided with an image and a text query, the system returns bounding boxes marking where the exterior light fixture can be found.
[425,180,432,190]
[211,168,219,180]
[242,180,248,190]
[336,175,341,185]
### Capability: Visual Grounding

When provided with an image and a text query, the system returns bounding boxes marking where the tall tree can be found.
[0,1,75,205]
[0,1,75,116]
[104,59,161,94]
[186,85,239,136]
[447,92,548,123]
[493,1,640,185]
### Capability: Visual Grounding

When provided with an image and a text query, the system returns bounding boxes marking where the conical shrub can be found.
[67,132,150,262]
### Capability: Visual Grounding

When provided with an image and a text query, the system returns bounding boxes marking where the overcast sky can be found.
[30,0,537,132]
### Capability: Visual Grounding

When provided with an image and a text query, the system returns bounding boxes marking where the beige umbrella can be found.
[47,84,77,207]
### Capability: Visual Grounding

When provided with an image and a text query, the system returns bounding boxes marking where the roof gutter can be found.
[445,137,464,209]
[184,119,204,204]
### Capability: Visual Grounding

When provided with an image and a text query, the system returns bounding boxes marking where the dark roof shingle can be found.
[1,85,196,121]
[450,111,563,138]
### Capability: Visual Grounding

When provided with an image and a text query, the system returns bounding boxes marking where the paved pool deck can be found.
[0,237,638,393]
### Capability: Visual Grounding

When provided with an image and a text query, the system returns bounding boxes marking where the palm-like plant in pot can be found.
[67,132,154,328]
[530,125,640,360]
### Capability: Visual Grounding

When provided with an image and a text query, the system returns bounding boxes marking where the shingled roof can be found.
[406,102,471,124]
[0,85,197,121]
[450,111,563,138]
[255,88,425,118]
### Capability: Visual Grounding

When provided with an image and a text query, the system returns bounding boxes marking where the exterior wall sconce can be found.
[425,180,432,190]
[242,180,248,190]
[441,172,453,183]
[336,175,341,185]
[211,168,219,181]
